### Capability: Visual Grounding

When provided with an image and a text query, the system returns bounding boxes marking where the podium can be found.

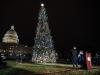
[85,52,92,70]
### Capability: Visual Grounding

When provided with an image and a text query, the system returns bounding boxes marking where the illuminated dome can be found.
[2,25,19,44]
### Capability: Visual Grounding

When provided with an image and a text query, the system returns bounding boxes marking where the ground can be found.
[0,61,100,75]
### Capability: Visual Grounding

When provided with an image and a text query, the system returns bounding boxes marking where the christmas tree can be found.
[32,3,57,63]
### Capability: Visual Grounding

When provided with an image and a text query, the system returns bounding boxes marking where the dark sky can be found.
[0,0,98,54]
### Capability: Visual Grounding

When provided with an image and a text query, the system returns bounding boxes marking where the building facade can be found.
[0,25,32,61]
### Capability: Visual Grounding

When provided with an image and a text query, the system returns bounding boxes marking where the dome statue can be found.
[2,25,19,44]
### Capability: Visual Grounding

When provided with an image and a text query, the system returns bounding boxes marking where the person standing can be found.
[71,46,78,67]
[78,50,84,68]
[0,52,6,69]
[95,53,99,65]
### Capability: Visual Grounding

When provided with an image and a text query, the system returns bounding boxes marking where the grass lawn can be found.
[0,61,100,75]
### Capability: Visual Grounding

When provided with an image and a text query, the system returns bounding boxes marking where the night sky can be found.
[0,0,99,56]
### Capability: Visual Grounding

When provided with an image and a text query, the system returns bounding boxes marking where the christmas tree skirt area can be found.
[0,61,100,75]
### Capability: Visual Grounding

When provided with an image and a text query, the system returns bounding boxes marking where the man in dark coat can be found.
[71,46,78,67]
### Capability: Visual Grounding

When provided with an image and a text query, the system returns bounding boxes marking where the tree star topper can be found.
[41,3,44,7]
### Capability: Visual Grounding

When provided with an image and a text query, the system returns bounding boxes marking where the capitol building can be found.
[0,25,32,60]
[2,25,19,44]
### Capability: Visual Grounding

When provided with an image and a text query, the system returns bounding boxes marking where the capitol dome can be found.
[2,25,19,44]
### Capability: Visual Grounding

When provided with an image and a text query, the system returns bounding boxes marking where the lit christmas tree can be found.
[32,3,57,63]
